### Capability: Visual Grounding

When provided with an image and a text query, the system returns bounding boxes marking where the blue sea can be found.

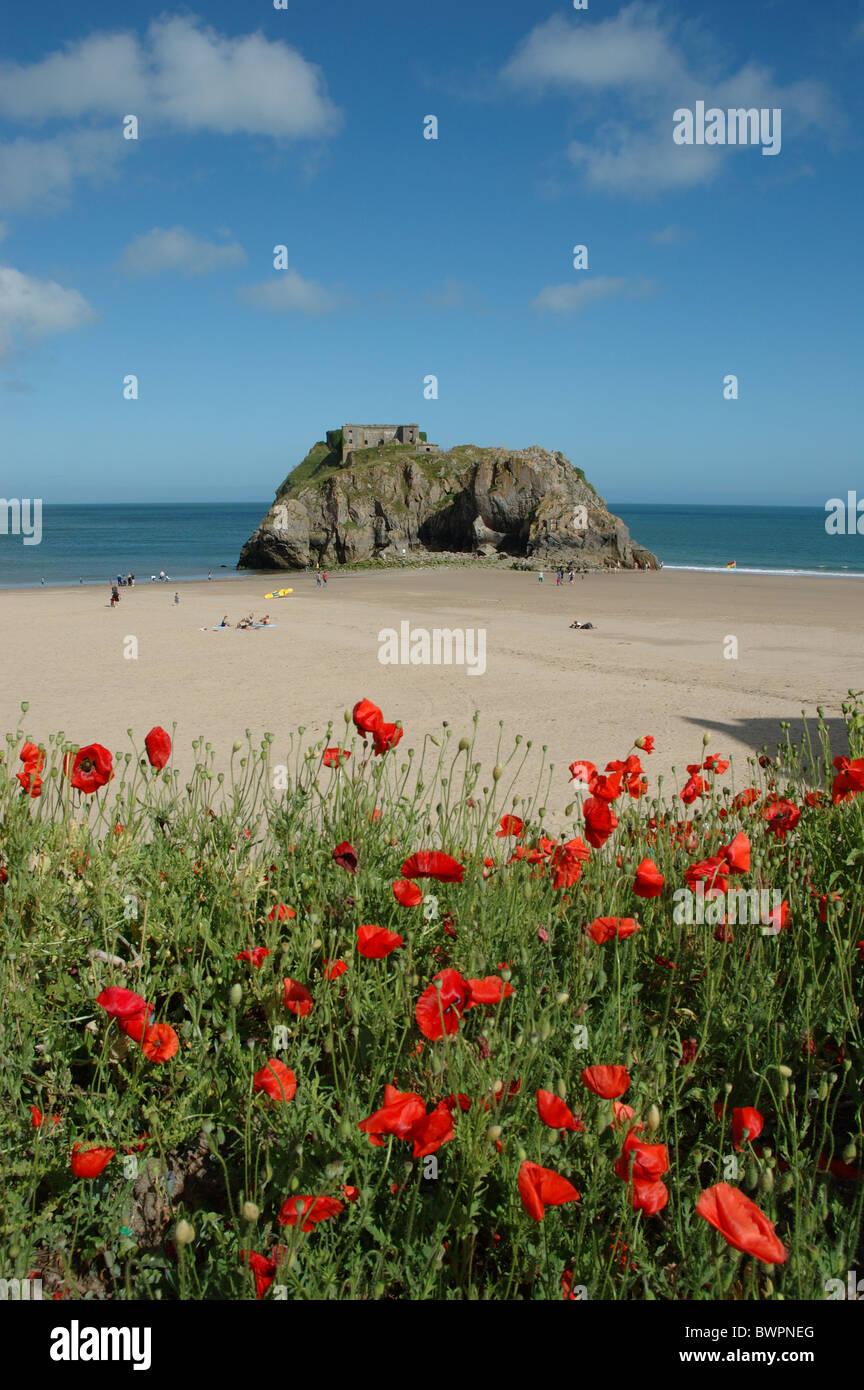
[0,502,861,589]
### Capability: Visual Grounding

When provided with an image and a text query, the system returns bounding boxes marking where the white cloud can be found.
[531,276,657,314]
[0,15,340,139]
[121,226,247,276]
[652,223,682,244]
[423,279,486,311]
[0,129,125,213]
[501,3,833,195]
[239,271,343,316]
[0,265,96,358]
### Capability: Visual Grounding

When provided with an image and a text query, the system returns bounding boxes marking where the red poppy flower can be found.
[685,856,729,895]
[568,760,597,785]
[65,743,114,794]
[549,839,589,890]
[831,755,864,804]
[588,770,623,803]
[356,923,404,958]
[680,773,707,805]
[392,878,423,907]
[359,1085,426,1144]
[322,747,351,767]
[253,1058,297,1102]
[680,1037,698,1065]
[352,698,384,736]
[583,797,618,849]
[240,1249,277,1300]
[703,754,730,775]
[16,741,44,797]
[635,736,655,753]
[605,754,647,798]
[332,842,358,874]
[415,968,470,1039]
[633,858,664,898]
[536,1089,583,1132]
[732,1106,764,1150]
[322,958,347,979]
[762,799,800,839]
[720,832,751,874]
[400,850,465,883]
[495,815,524,837]
[582,1064,630,1099]
[268,904,296,921]
[443,1093,472,1113]
[695,1183,786,1265]
[517,1161,580,1221]
[277,1194,343,1232]
[587,916,640,944]
[96,986,151,1020]
[141,1022,178,1063]
[372,722,403,756]
[342,1185,360,1202]
[406,1102,455,1158]
[630,1179,669,1215]
[144,726,172,769]
[283,978,313,1017]
[612,1101,639,1129]
[613,1127,669,1182]
[236,947,270,968]
[0,865,7,883]
[70,1143,114,1178]
[118,1009,151,1044]
[465,975,514,1007]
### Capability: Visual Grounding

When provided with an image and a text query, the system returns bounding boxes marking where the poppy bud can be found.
[565,803,575,817]
[702,733,711,746]
[818,1080,828,1101]
[555,991,569,1006]
[843,1141,857,1163]
[312,939,322,951]
[760,1168,774,1194]
[780,1080,789,1099]
[501,969,511,982]
[745,1166,758,1190]
[723,1082,733,1094]
[458,737,470,751]
[540,1020,552,1042]
[229,984,242,1007]
[242,1201,259,1222]
[646,1104,660,1133]
[486,1125,502,1141]
[492,764,503,781]
[516,1145,527,1162]
[779,1173,794,1194]
[344,709,351,724]
[174,1220,195,1245]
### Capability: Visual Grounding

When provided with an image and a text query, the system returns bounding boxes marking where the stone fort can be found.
[330,424,440,461]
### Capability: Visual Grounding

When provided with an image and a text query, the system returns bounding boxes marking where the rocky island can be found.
[238,424,658,571]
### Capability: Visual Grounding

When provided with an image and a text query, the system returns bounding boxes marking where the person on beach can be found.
[174,592,180,605]
[208,571,212,581]
[316,574,321,587]
[219,615,229,627]
[322,572,328,585]
[110,585,119,608]
[538,571,544,583]
[568,569,574,583]
[570,619,595,629]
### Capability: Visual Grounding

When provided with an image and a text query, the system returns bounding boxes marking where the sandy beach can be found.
[2,567,862,821]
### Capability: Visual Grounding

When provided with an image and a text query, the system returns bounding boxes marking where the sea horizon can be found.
[0,501,862,590]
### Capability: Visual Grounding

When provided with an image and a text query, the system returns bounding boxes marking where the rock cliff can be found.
[238,434,658,571]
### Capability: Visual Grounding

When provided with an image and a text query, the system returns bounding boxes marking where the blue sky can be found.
[0,0,861,505]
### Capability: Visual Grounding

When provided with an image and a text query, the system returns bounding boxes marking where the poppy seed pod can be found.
[174,1220,195,1246]
[242,1201,259,1222]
